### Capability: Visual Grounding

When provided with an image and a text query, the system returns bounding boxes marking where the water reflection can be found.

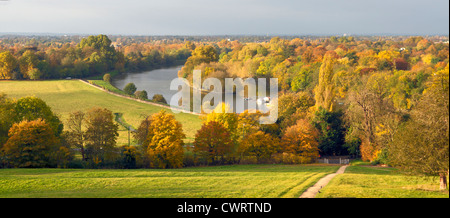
[111,66,267,112]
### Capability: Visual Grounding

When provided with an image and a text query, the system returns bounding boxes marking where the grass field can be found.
[0,164,339,198]
[317,164,449,198]
[0,80,202,144]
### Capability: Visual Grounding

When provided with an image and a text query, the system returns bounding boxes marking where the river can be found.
[111,65,184,103]
[111,65,269,113]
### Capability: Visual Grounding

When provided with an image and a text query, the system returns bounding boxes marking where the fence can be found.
[317,158,350,165]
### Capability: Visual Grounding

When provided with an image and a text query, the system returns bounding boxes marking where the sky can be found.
[0,0,448,35]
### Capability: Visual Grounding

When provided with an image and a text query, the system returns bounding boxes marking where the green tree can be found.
[312,107,347,156]
[135,90,148,100]
[124,83,137,95]
[0,94,15,149]
[13,96,63,136]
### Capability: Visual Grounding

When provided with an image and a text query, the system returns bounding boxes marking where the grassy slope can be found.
[316,165,449,198]
[0,165,339,198]
[0,80,201,144]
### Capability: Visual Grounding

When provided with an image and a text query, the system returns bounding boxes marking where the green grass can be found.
[316,165,449,198]
[0,164,339,198]
[0,80,201,144]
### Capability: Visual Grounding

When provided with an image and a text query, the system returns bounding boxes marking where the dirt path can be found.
[299,165,348,198]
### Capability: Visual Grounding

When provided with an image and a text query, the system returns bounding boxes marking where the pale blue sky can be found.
[0,0,448,35]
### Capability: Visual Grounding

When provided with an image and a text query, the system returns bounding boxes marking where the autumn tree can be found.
[345,72,398,162]
[389,65,449,190]
[193,121,233,165]
[18,50,41,80]
[2,119,66,168]
[145,110,185,168]
[239,130,280,163]
[0,94,15,149]
[64,111,86,161]
[281,119,320,164]
[314,51,338,111]
[0,51,18,80]
[83,107,119,166]
[203,103,239,144]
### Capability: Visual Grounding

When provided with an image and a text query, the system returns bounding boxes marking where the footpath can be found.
[299,165,348,198]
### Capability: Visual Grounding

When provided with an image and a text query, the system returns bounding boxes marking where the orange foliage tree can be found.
[281,119,320,164]
[2,119,64,168]
[193,121,233,165]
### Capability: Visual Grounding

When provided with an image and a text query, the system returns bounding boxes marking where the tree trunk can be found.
[439,173,447,190]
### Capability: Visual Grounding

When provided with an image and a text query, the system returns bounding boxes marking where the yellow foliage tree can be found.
[2,119,61,168]
[146,110,186,168]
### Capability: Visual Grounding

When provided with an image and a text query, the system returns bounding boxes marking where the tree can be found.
[119,145,138,169]
[278,92,315,130]
[83,107,119,165]
[134,115,152,146]
[0,94,15,149]
[135,90,148,100]
[103,73,111,83]
[64,111,86,161]
[13,96,63,136]
[124,83,137,95]
[281,119,320,163]
[145,110,185,168]
[203,103,239,145]
[193,121,233,165]
[2,119,62,168]
[0,51,18,80]
[314,51,338,111]
[312,107,346,156]
[389,65,449,190]
[239,130,279,163]
[152,94,166,104]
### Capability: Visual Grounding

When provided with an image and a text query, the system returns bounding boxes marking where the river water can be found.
[111,65,270,113]
[111,65,183,102]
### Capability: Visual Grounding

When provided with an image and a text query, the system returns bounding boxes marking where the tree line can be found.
[0,34,191,80]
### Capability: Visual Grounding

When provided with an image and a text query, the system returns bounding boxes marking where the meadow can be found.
[0,164,339,198]
[0,80,202,144]
[317,162,449,198]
